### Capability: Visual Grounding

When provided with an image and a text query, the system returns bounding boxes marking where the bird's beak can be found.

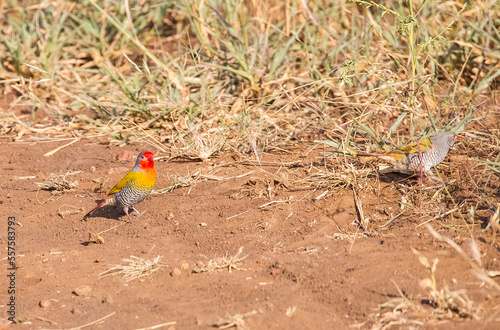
[455,136,462,141]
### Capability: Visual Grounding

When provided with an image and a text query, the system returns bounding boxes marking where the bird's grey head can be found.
[133,151,153,170]
[430,132,461,149]
[134,152,145,167]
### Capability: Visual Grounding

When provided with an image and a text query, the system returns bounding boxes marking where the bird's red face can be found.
[139,151,155,169]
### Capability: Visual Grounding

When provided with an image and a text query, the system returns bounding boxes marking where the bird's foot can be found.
[422,171,446,186]
[131,206,140,216]
[124,208,134,224]
[132,207,149,217]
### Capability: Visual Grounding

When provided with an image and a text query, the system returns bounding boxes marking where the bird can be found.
[83,151,156,222]
[357,132,461,181]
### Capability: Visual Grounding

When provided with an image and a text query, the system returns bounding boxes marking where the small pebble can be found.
[39,300,50,308]
[73,285,92,297]
[271,268,281,276]
[117,150,134,161]
[103,294,114,304]
[170,268,181,277]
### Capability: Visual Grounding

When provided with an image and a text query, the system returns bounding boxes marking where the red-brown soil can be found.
[0,138,499,329]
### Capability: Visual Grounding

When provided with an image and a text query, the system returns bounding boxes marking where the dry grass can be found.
[194,246,247,273]
[36,172,80,191]
[1,1,497,153]
[208,310,257,330]
[367,223,500,328]
[412,247,478,319]
[2,3,498,218]
[100,255,163,281]
[153,171,204,195]
[174,128,227,162]
[304,160,375,191]
[368,256,477,329]
[285,306,297,318]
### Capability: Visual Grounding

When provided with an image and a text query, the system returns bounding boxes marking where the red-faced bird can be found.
[84,151,156,222]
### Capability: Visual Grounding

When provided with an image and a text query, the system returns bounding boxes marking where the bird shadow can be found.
[378,172,451,187]
[82,200,130,222]
[377,172,417,185]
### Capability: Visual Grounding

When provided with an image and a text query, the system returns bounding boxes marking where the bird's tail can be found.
[356,152,388,157]
[355,152,384,163]
[82,195,114,220]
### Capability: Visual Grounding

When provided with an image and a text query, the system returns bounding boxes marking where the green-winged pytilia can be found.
[83,151,156,222]
[358,132,461,181]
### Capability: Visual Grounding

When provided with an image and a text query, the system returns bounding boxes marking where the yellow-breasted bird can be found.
[83,151,156,222]
[357,132,461,180]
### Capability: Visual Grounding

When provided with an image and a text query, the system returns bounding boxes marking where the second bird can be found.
[84,151,156,222]
[358,132,461,179]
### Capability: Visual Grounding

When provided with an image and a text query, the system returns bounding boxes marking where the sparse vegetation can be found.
[194,246,247,273]
[368,223,500,328]
[100,255,163,281]
[209,310,258,329]
[36,172,79,191]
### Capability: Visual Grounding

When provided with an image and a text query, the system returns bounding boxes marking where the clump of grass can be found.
[100,255,163,281]
[304,159,375,192]
[153,170,204,195]
[368,223,500,327]
[209,310,257,330]
[425,224,500,292]
[412,247,478,319]
[36,172,79,191]
[174,128,226,162]
[193,246,247,273]
[368,252,477,328]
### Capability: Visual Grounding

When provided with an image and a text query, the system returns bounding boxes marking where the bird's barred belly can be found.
[114,184,151,207]
[403,146,447,172]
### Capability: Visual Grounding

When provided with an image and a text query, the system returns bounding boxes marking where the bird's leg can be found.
[426,172,439,183]
[417,147,425,188]
[123,207,133,223]
[425,170,446,187]
[131,206,143,217]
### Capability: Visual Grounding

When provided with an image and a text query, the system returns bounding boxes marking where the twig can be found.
[226,210,250,220]
[41,312,116,330]
[416,208,457,227]
[425,224,500,292]
[134,321,177,330]
[259,196,293,208]
[44,137,80,156]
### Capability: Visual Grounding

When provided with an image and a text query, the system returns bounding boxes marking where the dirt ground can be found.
[0,134,500,329]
